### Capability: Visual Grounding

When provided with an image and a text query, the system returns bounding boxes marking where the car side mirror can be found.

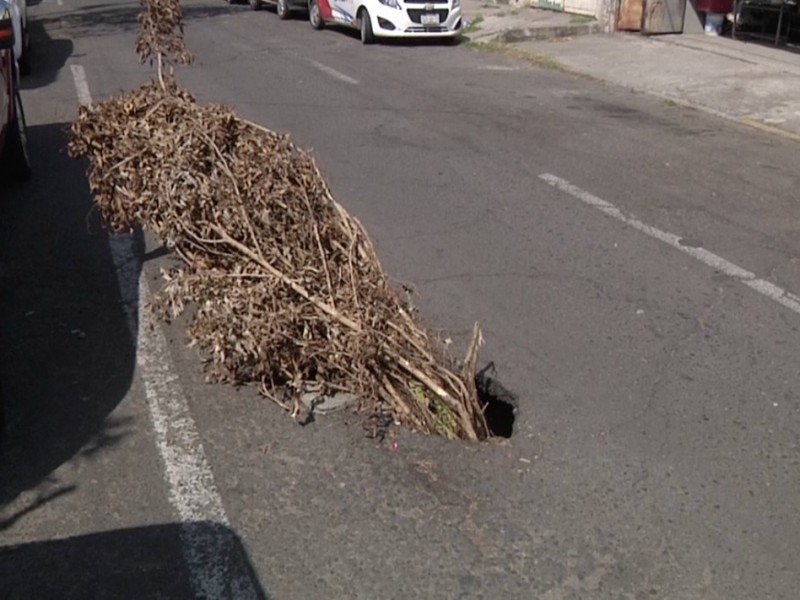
[0,7,14,51]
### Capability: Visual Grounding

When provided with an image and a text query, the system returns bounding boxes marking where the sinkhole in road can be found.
[476,367,516,438]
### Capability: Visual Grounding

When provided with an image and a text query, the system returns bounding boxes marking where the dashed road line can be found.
[307,58,359,85]
[477,65,521,71]
[71,64,258,599]
[69,65,91,107]
[540,173,800,316]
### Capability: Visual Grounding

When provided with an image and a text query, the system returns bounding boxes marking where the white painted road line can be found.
[70,65,92,107]
[307,59,359,85]
[72,66,258,599]
[540,173,800,316]
[478,65,521,71]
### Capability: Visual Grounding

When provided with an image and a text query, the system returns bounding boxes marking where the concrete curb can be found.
[587,74,800,144]
[466,38,800,143]
[590,75,800,144]
[496,21,601,43]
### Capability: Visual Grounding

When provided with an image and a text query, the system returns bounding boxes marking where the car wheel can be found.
[2,88,32,182]
[249,0,262,9]
[309,0,324,29]
[277,0,291,19]
[360,8,374,44]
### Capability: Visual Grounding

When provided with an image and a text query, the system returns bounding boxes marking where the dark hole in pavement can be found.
[476,364,516,438]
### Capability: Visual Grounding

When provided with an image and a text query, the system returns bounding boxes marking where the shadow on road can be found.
[34,2,245,40]
[20,17,73,91]
[0,119,141,514]
[0,521,270,599]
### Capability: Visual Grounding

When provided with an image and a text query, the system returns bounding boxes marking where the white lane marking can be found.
[307,58,359,85]
[70,65,92,107]
[72,66,258,599]
[540,173,800,316]
[57,0,63,6]
[478,65,520,71]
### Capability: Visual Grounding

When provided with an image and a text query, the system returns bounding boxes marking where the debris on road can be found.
[68,0,490,440]
[300,390,360,416]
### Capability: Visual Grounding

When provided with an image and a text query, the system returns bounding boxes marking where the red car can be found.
[0,1,30,182]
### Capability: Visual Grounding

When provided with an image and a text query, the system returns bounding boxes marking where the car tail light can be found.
[0,7,13,51]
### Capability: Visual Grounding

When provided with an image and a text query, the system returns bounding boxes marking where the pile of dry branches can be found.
[69,0,489,440]
[135,0,192,68]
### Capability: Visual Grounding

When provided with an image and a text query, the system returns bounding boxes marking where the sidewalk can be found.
[461,1,601,43]
[460,2,800,140]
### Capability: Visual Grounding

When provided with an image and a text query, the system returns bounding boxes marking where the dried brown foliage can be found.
[135,0,193,67]
[68,0,490,440]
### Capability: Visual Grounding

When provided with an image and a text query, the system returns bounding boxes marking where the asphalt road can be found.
[2,0,800,598]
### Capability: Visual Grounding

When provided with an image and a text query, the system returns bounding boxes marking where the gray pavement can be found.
[512,32,800,139]
[461,1,800,140]
[3,0,800,598]
[462,2,601,43]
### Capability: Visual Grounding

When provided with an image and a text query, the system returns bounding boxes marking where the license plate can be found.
[420,13,440,26]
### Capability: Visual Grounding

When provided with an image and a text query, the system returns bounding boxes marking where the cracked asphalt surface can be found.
[1,0,800,598]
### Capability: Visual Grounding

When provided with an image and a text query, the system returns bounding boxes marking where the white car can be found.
[308,0,462,43]
[8,0,28,73]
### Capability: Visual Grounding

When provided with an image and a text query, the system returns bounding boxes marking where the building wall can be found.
[599,0,702,32]
[599,0,620,29]
[511,0,608,26]
[564,0,600,15]
[526,0,566,10]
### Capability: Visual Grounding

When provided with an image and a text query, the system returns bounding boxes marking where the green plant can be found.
[569,13,596,24]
